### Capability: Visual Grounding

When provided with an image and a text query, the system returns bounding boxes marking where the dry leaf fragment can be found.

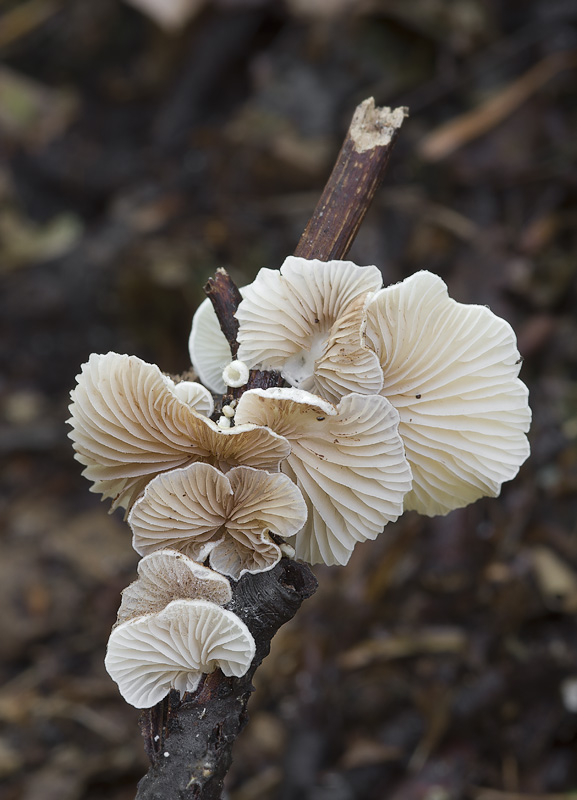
[338,628,468,670]
[420,51,577,161]
[530,546,577,613]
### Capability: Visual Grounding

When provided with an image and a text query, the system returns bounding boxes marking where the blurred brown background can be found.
[1,1,576,798]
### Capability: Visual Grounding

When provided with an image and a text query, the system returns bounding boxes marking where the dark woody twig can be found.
[294,98,407,261]
[137,562,317,800]
[135,97,406,800]
[204,269,243,360]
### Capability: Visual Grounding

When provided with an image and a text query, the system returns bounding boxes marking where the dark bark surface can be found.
[136,561,317,799]
[205,268,243,360]
[294,100,406,261]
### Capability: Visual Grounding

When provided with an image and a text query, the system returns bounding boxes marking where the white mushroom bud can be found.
[188,297,234,394]
[116,550,232,625]
[222,360,249,388]
[279,542,296,559]
[105,599,255,708]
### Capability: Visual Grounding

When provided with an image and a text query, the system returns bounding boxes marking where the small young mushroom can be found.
[105,598,256,708]
[117,550,232,625]
[165,378,214,415]
[129,462,308,580]
[235,387,412,567]
[222,360,249,389]
[234,257,384,403]
[365,270,531,515]
[188,297,235,394]
[67,352,291,511]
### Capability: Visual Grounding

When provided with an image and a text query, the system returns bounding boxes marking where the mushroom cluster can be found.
[68,256,531,707]
[189,257,531,562]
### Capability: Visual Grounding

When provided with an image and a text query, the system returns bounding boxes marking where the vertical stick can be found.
[295,99,407,261]
[136,97,407,800]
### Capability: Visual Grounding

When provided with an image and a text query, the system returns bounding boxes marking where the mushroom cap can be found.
[235,388,412,566]
[365,270,531,515]
[68,352,291,510]
[129,462,307,580]
[117,550,232,625]
[105,598,256,708]
[222,360,250,389]
[235,257,384,402]
[166,378,214,416]
[188,297,234,394]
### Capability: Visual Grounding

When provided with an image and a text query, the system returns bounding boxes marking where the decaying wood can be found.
[135,96,406,799]
[294,98,407,261]
[136,561,317,799]
[204,268,243,359]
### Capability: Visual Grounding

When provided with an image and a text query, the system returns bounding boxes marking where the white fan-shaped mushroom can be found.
[117,550,232,625]
[235,388,413,567]
[188,297,233,394]
[129,462,307,580]
[105,599,255,708]
[235,257,384,402]
[365,270,531,515]
[166,379,214,416]
[68,352,291,511]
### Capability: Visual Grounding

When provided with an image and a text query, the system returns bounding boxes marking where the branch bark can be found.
[137,561,317,799]
[135,96,406,799]
[294,98,407,261]
[204,268,243,360]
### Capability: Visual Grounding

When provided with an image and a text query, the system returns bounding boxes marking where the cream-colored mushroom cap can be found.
[188,297,234,394]
[129,462,307,580]
[117,550,232,625]
[165,378,214,415]
[365,270,531,516]
[105,599,255,709]
[68,352,291,511]
[235,257,384,403]
[235,387,413,566]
